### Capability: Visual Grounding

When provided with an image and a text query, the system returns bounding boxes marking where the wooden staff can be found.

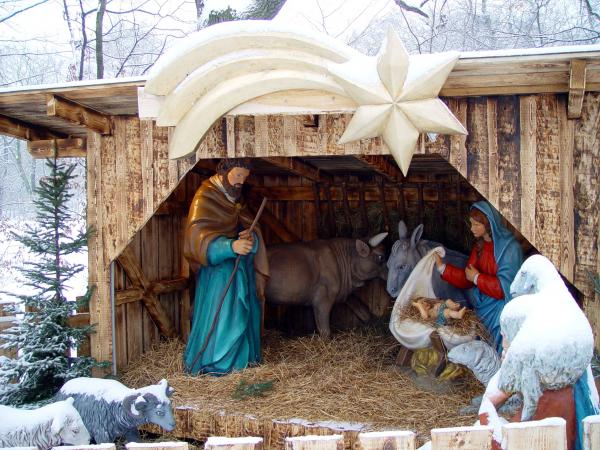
[187,197,268,374]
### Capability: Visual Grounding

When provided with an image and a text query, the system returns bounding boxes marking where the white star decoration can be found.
[328,29,468,175]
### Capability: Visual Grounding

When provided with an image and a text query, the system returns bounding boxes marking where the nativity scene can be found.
[0,3,599,450]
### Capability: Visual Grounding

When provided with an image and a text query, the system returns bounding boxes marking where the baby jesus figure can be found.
[411,297,467,326]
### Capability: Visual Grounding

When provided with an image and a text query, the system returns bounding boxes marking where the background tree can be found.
[0,154,102,406]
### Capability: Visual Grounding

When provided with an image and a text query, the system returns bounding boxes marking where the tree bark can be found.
[95,0,107,79]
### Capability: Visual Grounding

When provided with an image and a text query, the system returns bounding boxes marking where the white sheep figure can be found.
[0,397,91,450]
[498,254,595,420]
[448,340,521,415]
[55,377,176,444]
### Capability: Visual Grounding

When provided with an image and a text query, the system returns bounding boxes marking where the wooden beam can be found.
[263,157,332,183]
[28,138,86,158]
[67,312,90,328]
[47,94,112,135]
[116,246,177,338]
[568,59,586,119]
[249,184,480,203]
[115,277,189,306]
[0,113,64,141]
[355,155,404,182]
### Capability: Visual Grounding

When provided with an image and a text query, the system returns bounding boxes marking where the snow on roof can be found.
[0,43,598,97]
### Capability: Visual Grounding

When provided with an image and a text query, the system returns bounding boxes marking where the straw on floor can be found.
[121,328,483,442]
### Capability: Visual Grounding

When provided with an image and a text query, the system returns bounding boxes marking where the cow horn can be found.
[368,232,388,247]
[123,394,143,420]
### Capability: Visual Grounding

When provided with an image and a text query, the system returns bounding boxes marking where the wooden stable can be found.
[0,47,598,374]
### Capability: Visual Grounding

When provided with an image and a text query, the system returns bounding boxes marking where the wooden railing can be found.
[5,416,592,450]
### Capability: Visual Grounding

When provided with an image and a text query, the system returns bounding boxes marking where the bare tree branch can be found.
[394,0,429,18]
[0,0,49,24]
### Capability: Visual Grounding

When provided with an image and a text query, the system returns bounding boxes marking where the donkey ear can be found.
[398,220,408,239]
[410,224,424,249]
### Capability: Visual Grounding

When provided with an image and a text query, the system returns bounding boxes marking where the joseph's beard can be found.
[222,176,243,200]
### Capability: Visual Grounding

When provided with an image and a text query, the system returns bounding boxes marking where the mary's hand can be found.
[465,264,479,282]
[434,253,443,269]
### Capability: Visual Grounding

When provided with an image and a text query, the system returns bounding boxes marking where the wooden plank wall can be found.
[87,118,222,368]
[87,92,600,365]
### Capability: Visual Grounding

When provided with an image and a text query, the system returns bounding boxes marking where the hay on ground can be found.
[121,329,483,443]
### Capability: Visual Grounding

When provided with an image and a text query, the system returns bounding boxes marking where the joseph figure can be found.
[183,158,269,375]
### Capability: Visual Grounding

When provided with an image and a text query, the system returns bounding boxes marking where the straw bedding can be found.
[121,329,483,443]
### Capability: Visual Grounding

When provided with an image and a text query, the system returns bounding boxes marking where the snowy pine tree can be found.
[0,154,102,406]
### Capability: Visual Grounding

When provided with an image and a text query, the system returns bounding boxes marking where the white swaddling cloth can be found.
[389,246,476,350]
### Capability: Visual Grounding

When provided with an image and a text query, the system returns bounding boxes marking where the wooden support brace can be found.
[264,157,332,183]
[358,430,415,450]
[567,59,586,119]
[284,435,344,450]
[205,436,263,450]
[502,419,566,450]
[116,277,189,306]
[47,94,112,135]
[0,113,65,141]
[117,246,177,338]
[431,425,492,450]
[28,138,86,158]
[355,155,404,182]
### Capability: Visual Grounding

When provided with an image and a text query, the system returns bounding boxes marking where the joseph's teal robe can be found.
[184,235,261,375]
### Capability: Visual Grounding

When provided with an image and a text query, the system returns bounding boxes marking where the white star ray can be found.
[328,27,467,175]
[399,99,467,135]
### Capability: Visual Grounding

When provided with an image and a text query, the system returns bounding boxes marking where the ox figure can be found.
[386,220,468,301]
[265,233,388,337]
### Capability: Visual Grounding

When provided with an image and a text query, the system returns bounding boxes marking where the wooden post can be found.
[341,181,353,236]
[359,181,369,236]
[583,415,600,450]
[324,184,336,238]
[126,443,189,450]
[313,182,323,238]
[378,178,391,232]
[205,436,263,450]
[502,418,567,450]
[417,182,425,228]
[284,435,344,450]
[397,182,406,221]
[431,425,492,450]
[54,445,116,450]
[358,430,415,450]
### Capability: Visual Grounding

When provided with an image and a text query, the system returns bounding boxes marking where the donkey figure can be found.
[386,220,469,302]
